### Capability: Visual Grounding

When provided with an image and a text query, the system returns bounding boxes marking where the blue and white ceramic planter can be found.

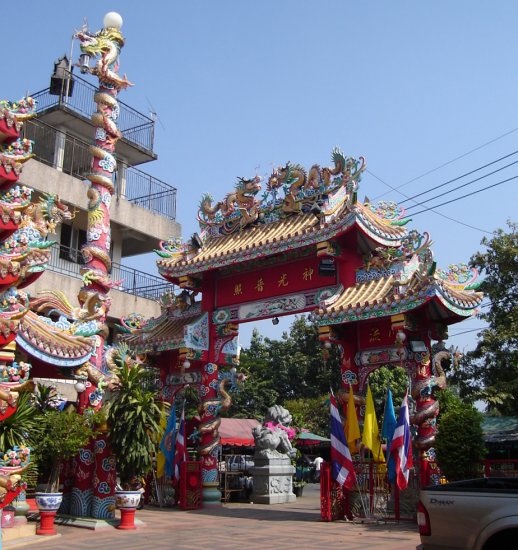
[115,490,141,510]
[35,492,63,512]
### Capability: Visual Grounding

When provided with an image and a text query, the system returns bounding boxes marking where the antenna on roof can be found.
[146,97,166,130]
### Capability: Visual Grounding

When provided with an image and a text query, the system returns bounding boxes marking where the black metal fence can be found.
[31,70,155,152]
[22,118,177,221]
[48,243,174,301]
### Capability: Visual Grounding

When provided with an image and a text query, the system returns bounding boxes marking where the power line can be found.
[409,174,518,217]
[373,125,518,201]
[404,158,518,212]
[400,150,518,205]
[448,327,487,338]
[366,169,494,234]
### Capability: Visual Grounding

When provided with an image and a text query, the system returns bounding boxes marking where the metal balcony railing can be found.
[21,118,177,221]
[48,243,174,301]
[31,70,155,152]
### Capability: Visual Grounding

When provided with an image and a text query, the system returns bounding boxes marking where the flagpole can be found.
[354,473,370,519]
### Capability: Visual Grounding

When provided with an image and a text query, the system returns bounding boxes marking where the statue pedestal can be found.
[251,457,296,504]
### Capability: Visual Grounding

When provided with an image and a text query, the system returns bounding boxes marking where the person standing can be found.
[313,456,324,483]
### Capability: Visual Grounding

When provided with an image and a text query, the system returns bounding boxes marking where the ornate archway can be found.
[121,147,482,500]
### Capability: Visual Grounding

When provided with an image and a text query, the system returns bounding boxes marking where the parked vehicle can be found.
[417,477,518,550]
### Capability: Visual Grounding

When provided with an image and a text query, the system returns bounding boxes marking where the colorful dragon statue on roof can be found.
[198,175,262,228]
[194,147,366,238]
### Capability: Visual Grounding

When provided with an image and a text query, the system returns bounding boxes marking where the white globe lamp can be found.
[103,12,123,30]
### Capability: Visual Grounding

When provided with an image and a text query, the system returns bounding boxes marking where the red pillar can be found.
[198,272,221,504]
[199,362,221,504]
[410,337,441,486]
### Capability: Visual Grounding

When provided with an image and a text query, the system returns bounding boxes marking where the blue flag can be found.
[381,388,397,483]
[159,400,177,478]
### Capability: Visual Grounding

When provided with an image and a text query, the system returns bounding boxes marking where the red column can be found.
[410,337,441,487]
[199,362,220,504]
[198,273,221,504]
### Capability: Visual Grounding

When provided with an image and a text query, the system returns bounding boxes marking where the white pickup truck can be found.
[417,477,518,550]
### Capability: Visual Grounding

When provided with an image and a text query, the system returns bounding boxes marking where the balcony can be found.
[31,70,155,156]
[22,118,177,221]
[48,243,174,302]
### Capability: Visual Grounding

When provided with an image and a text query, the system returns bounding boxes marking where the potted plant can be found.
[30,408,97,535]
[107,354,162,530]
[291,449,308,497]
[293,478,306,497]
[0,391,40,517]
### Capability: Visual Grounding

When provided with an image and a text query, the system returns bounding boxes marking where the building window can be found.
[59,224,87,264]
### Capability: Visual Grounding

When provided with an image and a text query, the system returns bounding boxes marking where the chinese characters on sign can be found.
[216,257,337,307]
[358,319,395,349]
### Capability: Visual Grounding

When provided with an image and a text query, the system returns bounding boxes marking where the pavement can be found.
[4,484,420,550]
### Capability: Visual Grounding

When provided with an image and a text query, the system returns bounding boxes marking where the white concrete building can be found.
[20,58,181,326]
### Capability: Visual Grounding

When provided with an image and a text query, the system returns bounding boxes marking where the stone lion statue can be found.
[253,405,295,459]
[264,404,292,427]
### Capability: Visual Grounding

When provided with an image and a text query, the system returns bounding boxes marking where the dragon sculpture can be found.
[198,176,262,228]
[198,193,222,222]
[198,378,232,457]
[30,289,109,325]
[190,147,367,241]
[21,193,72,238]
[305,147,349,190]
[411,348,460,449]
[75,27,132,90]
[267,162,307,213]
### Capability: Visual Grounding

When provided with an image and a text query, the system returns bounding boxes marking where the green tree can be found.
[231,317,341,420]
[284,395,329,435]
[227,329,279,419]
[453,221,518,414]
[367,366,409,417]
[435,395,486,481]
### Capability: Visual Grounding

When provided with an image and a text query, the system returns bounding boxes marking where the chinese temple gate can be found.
[120,147,483,502]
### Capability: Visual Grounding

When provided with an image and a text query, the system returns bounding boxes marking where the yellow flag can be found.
[155,406,168,478]
[345,385,361,454]
[361,384,385,462]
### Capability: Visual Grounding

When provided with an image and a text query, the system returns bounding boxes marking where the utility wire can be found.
[373,126,518,200]
[404,158,518,212]
[367,170,494,234]
[448,327,487,338]
[409,174,518,217]
[400,150,518,205]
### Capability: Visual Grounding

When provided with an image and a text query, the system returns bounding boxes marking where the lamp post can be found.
[71,12,131,520]
[75,11,131,400]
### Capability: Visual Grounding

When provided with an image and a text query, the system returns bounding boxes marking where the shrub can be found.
[435,401,486,481]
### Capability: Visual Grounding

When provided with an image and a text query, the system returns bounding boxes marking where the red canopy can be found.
[219,418,260,446]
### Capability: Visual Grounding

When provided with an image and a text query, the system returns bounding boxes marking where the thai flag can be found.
[173,405,186,485]
[330,393,356,489]
[390,393,413,490]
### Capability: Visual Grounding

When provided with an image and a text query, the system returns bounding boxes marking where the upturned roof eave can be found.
[312,280,482,327]
[157,207,406,280]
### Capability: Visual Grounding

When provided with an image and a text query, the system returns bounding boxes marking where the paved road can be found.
[6,484,420,550]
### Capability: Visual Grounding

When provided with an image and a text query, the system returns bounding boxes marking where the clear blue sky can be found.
[4,1,517,352]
